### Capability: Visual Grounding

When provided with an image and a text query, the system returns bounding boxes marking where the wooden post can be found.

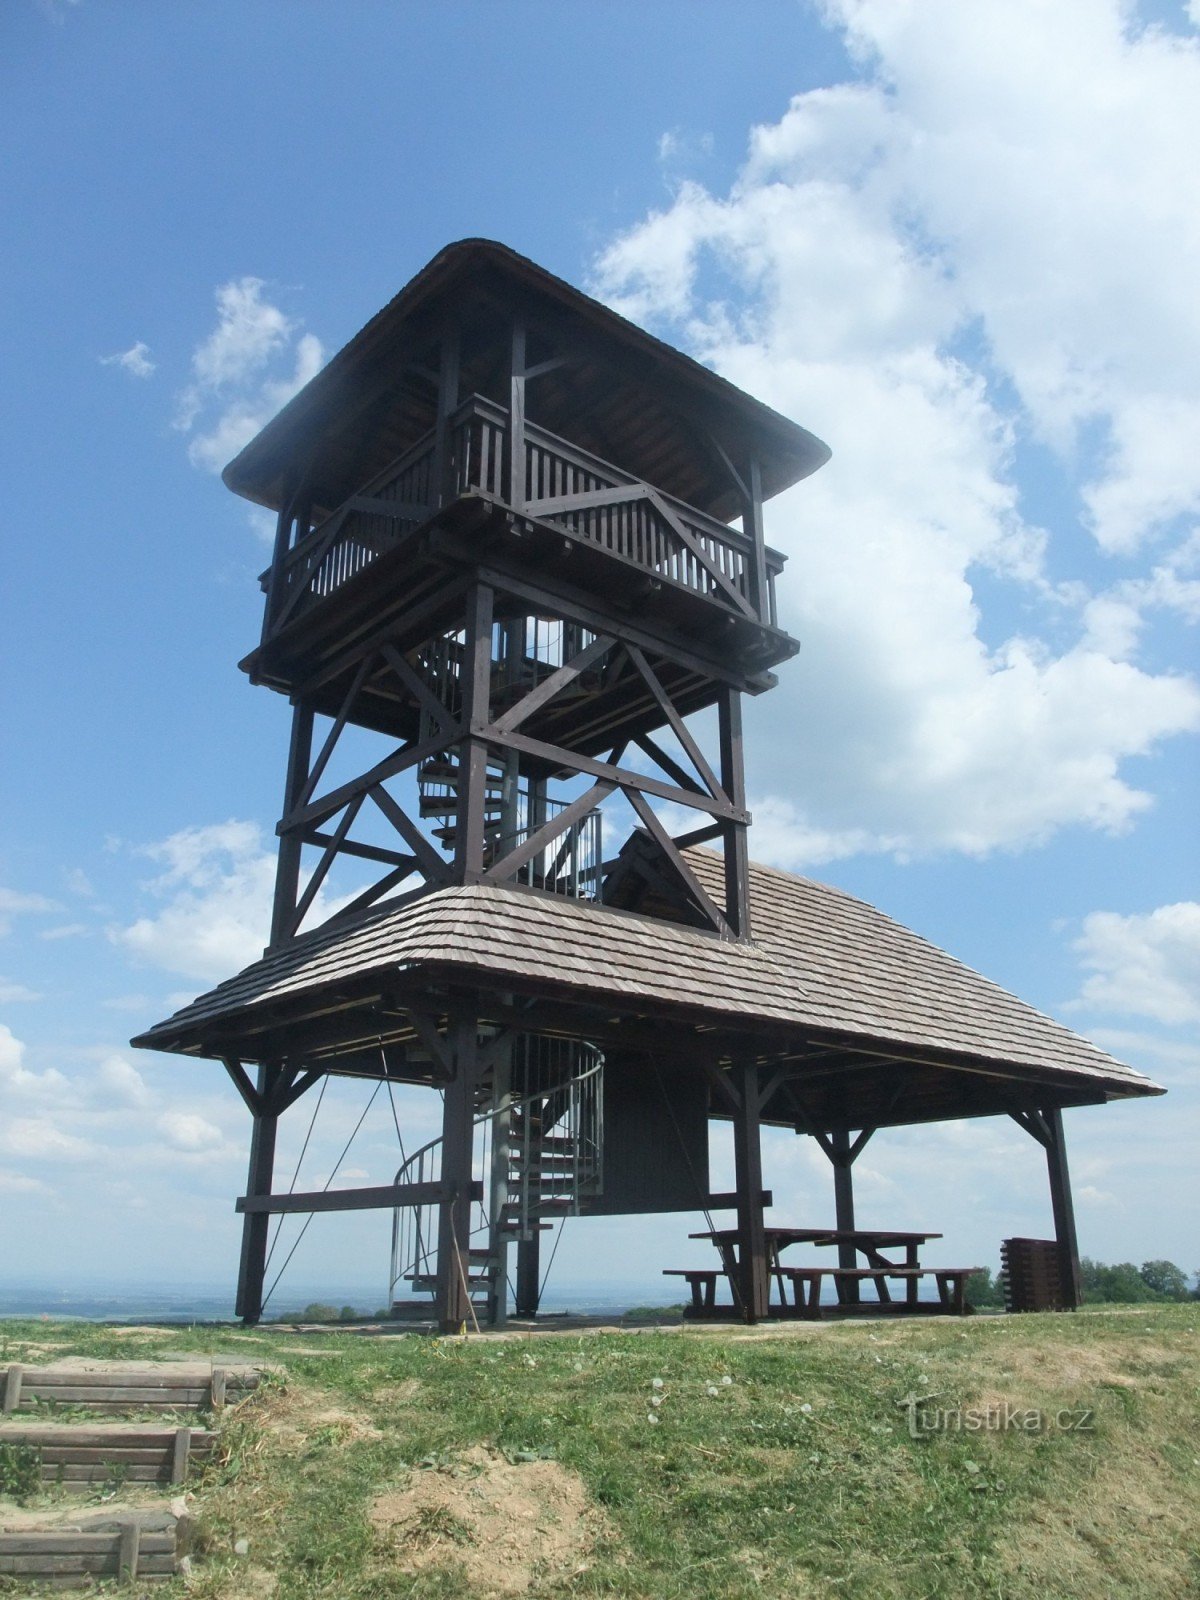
[431,319,461,507]
[829,1125,859,1305]
[2,1365,22,1414]
[718,687,751,939]
[515,1229,541,1318]
[732,1059,769,1322]
[235,1067,278,1325]
[435,1015,481,1333]
[270,702,315,948]
[1044,1107,1083,1310]
[117,1521,141,1585]
[742,456,769,624]
[455,583,494,882]
[510,317,527,510]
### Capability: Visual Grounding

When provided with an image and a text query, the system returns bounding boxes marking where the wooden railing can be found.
[265,395,778,633]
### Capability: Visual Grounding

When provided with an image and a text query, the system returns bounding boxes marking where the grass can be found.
[1,1304,1198,1597]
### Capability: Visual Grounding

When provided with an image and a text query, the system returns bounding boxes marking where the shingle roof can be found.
[133,851,1158,1099]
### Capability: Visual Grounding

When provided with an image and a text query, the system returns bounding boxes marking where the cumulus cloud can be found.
[100,341,155,379]
[0,979,43,1003]
[157,1110,225,1152]
[97,1053,152,1108]
[1072,902,1200,1026]
[592,0,1200,864]
[112,820,276,982]
[0,1023,68,1099]
[0,886,60,937]
[0,1117,94,1163]
[176,278,325,475]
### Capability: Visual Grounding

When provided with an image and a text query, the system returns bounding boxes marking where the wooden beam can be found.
[368,784,451,884]
[482,780,614,887]
[623,787,731,937]
[237,1180,482,1215]
[488,634,617,735]
[489,727,748,821]
[286,793,365,937]
[379,641,456,735]
[296,655,374,811]
[281,725,461,834]
[732,1060,769,1322]
[624,644,727,802]
[222,1058,261,1117]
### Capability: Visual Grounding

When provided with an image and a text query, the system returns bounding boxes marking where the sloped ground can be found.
[1,1306,1197,1598]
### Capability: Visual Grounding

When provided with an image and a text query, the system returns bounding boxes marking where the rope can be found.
[261,1079,382,1314]
[537,1214,567,1303]
[262,1073,328,1277]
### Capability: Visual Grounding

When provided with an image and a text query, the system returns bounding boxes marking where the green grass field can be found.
[2,1304,1198,1598]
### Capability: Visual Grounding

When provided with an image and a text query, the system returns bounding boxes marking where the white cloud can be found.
[176,278,325,476]
[100,341,155,379]
[1072,902,1200,1026]
[97,1053,152,1108]
[0,1117,93,1163]
[592,0,1200,864]
[113,820,276,982]
[0,1168,51,1195]
[39,923,90,941]
[0,979,43,1003]
[112,817,365,984]
[0,886,59,937]
[157,1110,226,1152]
[0,1023,68,1098]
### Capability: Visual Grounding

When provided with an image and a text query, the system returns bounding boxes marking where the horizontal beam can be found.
[487,727,749,822]
[236,1179,484,1216]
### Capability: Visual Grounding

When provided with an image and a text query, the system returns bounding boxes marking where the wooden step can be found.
[0,1517,179,1587]
[3,1364,257,1416]
[0,1424,215,1492]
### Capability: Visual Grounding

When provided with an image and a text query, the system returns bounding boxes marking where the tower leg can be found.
[732,1060,769,1322]
[515,1232,541,1317]
[435,1016,480,1333]
[235,1067,278,1325]
[1044,1108,1083,1309]
[830,1126,859,1304]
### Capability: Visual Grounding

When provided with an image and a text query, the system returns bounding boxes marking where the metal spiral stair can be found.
[388,1036,604,1323]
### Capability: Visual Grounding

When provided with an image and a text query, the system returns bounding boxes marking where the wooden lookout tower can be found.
[134,240,1161,1330]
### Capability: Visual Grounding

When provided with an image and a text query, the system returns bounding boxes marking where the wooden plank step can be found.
[4,1364,257,1415]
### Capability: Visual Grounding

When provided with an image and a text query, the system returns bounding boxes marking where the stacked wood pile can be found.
[1001,1237,1066,1312]
[0,1360,261,1587]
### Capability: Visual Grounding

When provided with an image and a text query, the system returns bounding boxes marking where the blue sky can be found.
[2,0,1197,1311]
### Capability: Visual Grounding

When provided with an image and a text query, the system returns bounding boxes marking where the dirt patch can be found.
[369,1445,607,1595]
[253,1382,381,1451]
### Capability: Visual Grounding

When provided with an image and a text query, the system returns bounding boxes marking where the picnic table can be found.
[673,1226,965,1317]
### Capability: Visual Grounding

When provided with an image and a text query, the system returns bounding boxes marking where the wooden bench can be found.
[777,1266,979,1317]
[0,1424,216,1492]
[3,1364,257,1417]
[662,1269,723,1314]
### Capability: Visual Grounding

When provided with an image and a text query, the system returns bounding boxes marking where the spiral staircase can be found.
[388,1035,604,1324]
[389,617,607,1322]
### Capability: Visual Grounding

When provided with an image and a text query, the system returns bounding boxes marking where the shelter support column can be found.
[235,1065,278,1325]
[829,1126,858,1303]
[732,1060,769,1322]
[1044,1108,1083,1310]
[436,1015,481,1333]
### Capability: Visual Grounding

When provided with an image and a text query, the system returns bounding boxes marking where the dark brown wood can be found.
[1043,1107,1083,1309]
[435,1015,481,1331]
[270,703,314,948]
[717,686,750,938]
[731,1060,769,1322]
[235,1064,278,1325]
[236,1179,482,1215]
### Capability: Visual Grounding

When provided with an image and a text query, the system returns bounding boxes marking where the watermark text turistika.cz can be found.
[896,1393,1095,1439]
